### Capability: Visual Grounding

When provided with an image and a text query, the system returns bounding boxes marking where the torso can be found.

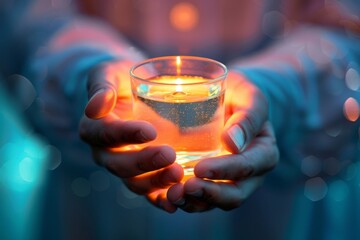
[77,0,271,62]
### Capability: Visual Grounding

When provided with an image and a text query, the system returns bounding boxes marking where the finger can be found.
[167,183,186,206]
[168,181,210,212]
[179,196,211,213]
[93,145,177,177]
[85,62,120,119]
[85,88,117,119]
[125,163,183,195]
[79,117,157,147]
[195,122,279,180]
[222,73,268,153]
[182,176,264,211]
[147,190,178,213]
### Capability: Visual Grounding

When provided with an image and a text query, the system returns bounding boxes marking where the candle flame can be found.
[176,56,181,75]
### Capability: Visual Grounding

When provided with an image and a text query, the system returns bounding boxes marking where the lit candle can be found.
[130,56,227,175]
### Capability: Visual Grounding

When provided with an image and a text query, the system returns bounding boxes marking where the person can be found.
[1,0,360,239]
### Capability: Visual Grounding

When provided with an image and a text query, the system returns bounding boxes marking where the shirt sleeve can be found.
[3,0,145,145]
[230,25,360,175]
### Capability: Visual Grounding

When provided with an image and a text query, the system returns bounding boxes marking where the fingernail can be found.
[187,189,203,198]
[135,130,151,142]
[89,88,105,102]
[228,125,245,151]
[173,198,186,206]
[85,89,104,110]
[85,88,116,119]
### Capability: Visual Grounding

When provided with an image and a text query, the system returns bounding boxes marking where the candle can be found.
[130,56,227,175]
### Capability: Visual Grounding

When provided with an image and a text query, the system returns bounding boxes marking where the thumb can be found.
[222,109,267,154]
[84,62,119,119]
[221,72,268,153]
[85,87,116,119]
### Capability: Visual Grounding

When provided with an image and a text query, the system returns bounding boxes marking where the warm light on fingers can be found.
[147,189,165,202]
[109,145,142,152]
[148,190,177,212]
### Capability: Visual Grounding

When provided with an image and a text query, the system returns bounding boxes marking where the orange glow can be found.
[176,56,182,75]
[175,56,183,91]
[169,2,199,32]
[147,189,164,202]
[175,78,183,92]
[343,97,360,122]
[109,145,141,152]
[176,56,181,66]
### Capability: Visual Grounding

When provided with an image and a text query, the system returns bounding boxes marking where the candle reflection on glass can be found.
[130,56,227,175]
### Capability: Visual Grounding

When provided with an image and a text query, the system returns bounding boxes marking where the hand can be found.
[167,71,279,212]
[79,60,183,213]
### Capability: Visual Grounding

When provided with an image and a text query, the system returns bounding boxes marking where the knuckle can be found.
[98,129,117,147]
[240,162,255,178]
[136,158,147,172]
[233,155,255,179]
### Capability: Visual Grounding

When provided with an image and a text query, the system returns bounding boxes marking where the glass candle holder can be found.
[130,56,227,175]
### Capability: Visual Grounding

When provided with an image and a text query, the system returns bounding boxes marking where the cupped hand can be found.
[79,60,183,213]
[167,71,279,212]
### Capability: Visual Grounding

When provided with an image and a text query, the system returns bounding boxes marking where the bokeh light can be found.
[345,68,360,91]
[304,177,328,201]
[170,2,199,32]
[5,75,36,111]
[343,97,360,122]
[325,125,342,137]
[0,137,48,191]
[46,145,62,170]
